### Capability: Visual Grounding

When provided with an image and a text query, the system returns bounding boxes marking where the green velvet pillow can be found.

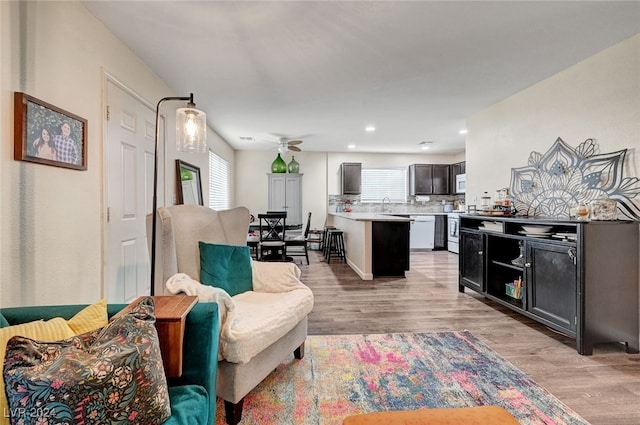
[0,313,9,328]
[199,242,253,297]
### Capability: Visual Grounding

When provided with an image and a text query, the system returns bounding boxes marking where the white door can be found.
[284,175,302,226]
[268,174,287,212]
[104,79,163,303]
[268,174,302,226]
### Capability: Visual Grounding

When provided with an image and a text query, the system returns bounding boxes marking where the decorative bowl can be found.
[521,225,553,234]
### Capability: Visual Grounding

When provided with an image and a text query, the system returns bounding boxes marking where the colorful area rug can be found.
[215,331,589,425]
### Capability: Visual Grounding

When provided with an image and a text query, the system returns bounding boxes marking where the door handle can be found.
[567,248,577,265]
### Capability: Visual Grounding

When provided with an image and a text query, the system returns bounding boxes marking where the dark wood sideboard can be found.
[458,215,639,355]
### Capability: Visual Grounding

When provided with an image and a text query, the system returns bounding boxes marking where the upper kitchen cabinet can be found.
[451,161,466,176]
[451,161,466,194]
[409,164,450,196]
[341,162,362,195]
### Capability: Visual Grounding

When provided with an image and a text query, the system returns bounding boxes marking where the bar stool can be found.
[322,226,336,258]
[326,229,346,264]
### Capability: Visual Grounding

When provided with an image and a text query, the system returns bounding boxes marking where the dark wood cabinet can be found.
[459,230,484,292]
[432,165,450,194]
[526,241,577,333]
[451,161,465,177]
[409,164,450,195]
[459,215,638,355]
[372,221,410,277]
[450,161,466,194]
[340,162,361,195]
[433,215,448,250]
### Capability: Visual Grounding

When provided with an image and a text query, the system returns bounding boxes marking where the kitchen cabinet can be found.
[433,215,448,250]
[450,161,466,194]
[372,221,410,277]
[451,161,465,176]
[268,173,303,226]
[340,162,361,195]
[409,164,450,195]
[459,215,639,355]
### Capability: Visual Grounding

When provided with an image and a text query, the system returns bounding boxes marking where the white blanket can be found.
[251,260,304,293]
[165,260,314,364]
[165,273,236,339]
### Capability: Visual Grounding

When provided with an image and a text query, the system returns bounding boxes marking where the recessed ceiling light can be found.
[421,145,430,150]
[347,144,357,149]
[459,129,468,135]
[365,126,376,132]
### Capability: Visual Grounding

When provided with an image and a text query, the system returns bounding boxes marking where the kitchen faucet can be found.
[381,197,391,212]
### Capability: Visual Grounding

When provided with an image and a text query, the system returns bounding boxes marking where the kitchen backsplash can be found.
[328,194,466,213]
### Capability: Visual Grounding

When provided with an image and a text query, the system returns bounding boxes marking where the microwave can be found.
[455,173,466,193]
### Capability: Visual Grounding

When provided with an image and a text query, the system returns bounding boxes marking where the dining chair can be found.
[285,212,311,265]
[258,212,287,261]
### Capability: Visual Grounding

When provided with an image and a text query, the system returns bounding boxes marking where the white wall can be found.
[235,151,329,230]
[235,151,462,230]
[0,1,233,307]
[466,34,640,208]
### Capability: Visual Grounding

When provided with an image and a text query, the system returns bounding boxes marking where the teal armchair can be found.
[0,301,219,425]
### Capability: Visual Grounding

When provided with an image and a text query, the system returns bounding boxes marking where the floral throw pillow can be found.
[3,297,171,425]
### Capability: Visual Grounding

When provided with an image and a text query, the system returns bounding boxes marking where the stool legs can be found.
[326,230,345,264]
[322,226,335,259]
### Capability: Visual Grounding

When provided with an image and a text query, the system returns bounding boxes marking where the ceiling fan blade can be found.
[288,140,303,145]
[288,145,301,152]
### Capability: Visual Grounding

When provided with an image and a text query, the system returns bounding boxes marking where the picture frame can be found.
[175,159,203,205]
[14,92,87,171]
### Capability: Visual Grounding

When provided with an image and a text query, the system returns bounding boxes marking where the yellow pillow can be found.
[67,299,108,334]
[0,300,108,425]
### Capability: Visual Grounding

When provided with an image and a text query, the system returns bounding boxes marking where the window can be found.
[208,150,229,210]
[360,167,407,203]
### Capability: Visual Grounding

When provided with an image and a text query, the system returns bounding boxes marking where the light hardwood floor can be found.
[297,249,640,425]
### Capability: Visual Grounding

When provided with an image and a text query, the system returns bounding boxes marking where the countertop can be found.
[329,211,465,220]
[329,212,413,222]
[387,211,465,216]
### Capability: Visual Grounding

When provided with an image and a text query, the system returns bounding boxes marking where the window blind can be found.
[208,150,229,210]
[360,167,407,203]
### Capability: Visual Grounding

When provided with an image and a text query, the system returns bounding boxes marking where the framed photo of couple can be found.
[14,92,87,171]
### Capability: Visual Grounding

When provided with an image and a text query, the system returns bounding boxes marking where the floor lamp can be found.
[150,93,206,295]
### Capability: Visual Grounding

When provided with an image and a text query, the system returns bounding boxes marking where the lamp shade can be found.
[176,107,207,153]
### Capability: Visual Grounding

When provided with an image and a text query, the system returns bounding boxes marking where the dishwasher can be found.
[409,215,435,250]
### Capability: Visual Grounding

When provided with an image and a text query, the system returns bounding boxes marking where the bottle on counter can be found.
[481,192,491,210]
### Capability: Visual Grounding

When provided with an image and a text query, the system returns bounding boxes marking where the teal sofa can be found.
[0,302,219,425]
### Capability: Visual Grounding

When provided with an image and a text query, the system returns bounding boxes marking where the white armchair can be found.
[150,205,314,425]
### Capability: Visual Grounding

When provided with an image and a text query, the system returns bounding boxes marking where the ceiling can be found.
[83,1,640,154]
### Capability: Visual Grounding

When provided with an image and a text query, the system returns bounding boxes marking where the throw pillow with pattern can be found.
[2,297,171,425]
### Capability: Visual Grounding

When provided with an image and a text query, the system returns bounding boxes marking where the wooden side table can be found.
[114,295,197,378]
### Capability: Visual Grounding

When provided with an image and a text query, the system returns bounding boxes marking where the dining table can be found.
[247,218,302,260]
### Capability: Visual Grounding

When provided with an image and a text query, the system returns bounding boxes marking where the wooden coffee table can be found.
[115,295,198,378]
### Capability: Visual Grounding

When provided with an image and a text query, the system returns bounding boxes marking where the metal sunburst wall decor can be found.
[510,137,640,219]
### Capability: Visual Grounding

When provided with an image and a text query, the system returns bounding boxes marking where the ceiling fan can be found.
[262,137,304,154]
[277,138,302,153]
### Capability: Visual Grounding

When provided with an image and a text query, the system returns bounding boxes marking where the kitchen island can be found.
[326,212,412,280]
